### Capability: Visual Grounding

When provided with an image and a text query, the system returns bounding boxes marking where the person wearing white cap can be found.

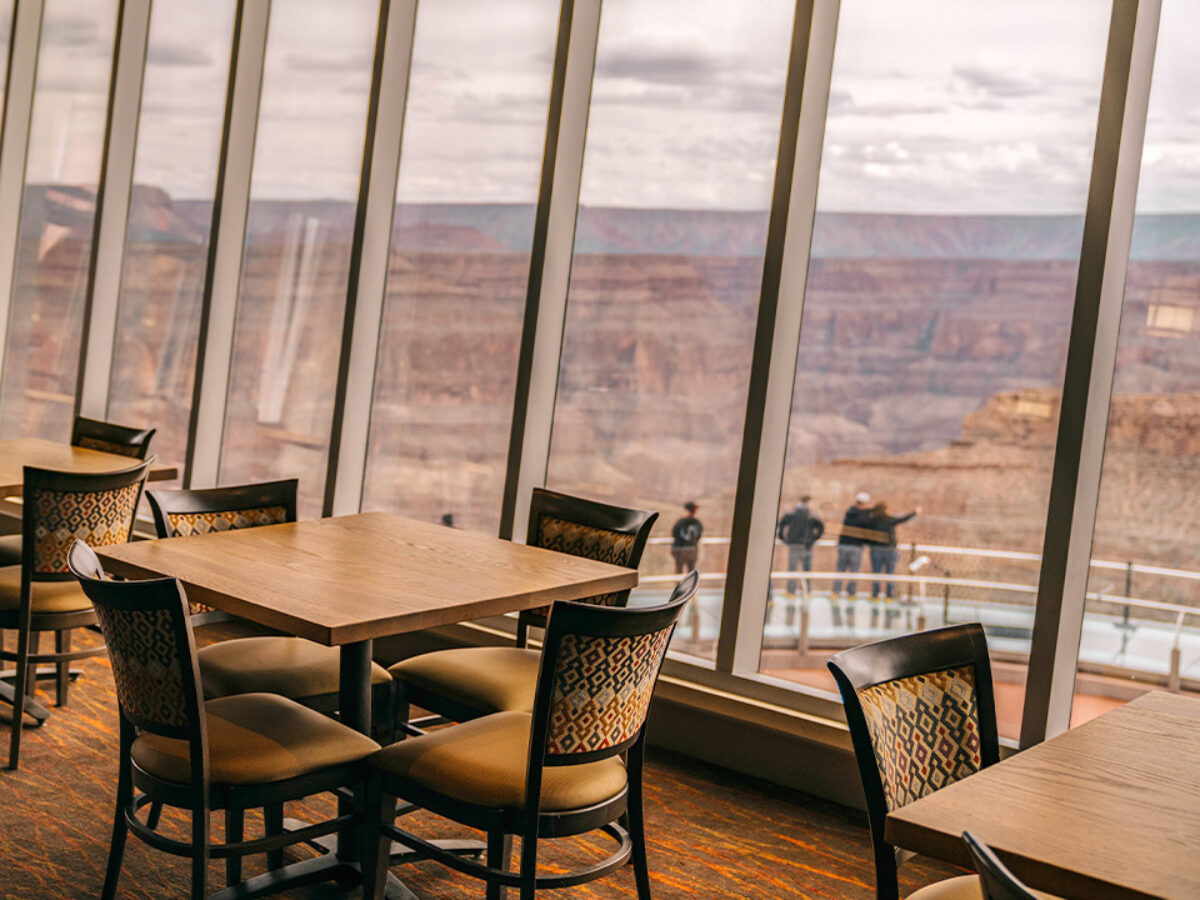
[832,491,878,622]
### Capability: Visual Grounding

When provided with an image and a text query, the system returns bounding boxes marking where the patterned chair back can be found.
[530,572,695,769]
[23,460,153,583]
[828,624,999,900]
[71,416,156,460]
[145,480,297,616]
[523,489,658,622]
[68,541,203,741]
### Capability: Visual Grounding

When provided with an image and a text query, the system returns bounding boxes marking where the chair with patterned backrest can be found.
[389,488,658,734]
[962,832,1051,900]
[365,571,697,900]
[827,623,999,900]
[0,417,155,568]
[68,541,379,899]
[145,480,391,713]
[0,459,152,769]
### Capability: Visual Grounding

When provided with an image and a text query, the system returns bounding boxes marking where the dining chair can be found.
[961,832,1055,900]
[0,416,155,567]
[389,488,657,733]
[145,480,391,716]
[0,459,152,769]
[828,623,998,900]
[68,541,379,899]
[365,571,697,900]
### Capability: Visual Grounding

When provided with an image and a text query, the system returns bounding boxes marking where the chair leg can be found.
[7,622,32,769]
[102,767,132,900]
[226,808,244,886]
[626,787,653,900]
[393,684,410,742]
[486,829,512,900]
[264,802,284,871]
[519,832,538,900]
[146,801,163,831]
[55,629,71,707]
[191,808,209,900]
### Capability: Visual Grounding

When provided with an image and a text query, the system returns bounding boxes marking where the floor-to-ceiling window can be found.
[545,0,794,659]
[756,0,1109,741]
[361,0,558,534]
[104,0,235,486]
[217,0,377,515]
[0,1,117,440]
[1075,0,1200,724]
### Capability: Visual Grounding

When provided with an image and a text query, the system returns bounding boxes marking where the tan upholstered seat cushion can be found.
[0,565,93,614]
[0,533,22,567]
[131,692,379,785]
[197,636,391,700]
[907,874,1059,900]
[388,646,541,715]
[373,710,627,812]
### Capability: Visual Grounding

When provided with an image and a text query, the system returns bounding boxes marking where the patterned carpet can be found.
[0,625,963,898]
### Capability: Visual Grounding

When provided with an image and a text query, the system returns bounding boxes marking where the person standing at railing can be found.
[833,493,880,622]
[867,501,919,625]
[777,496,824,594]
[670,501,703,574]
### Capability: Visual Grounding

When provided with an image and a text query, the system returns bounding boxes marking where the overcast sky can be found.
[12,0,1200,215]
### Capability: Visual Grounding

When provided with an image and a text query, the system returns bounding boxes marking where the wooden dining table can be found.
[886,691,1200,899]
[0,437,178,497]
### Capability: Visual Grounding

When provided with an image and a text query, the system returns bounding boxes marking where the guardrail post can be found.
[1168,648,1181,692]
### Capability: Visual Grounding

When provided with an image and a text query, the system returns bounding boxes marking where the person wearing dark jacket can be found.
[867,501,918,601]
[670,501,703,574]
[833,492,879,600]
[777,496,824,594]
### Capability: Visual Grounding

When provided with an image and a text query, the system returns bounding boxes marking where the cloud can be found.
[284,49,374,73]
[147,43,215,68]
[951,64,1046,100]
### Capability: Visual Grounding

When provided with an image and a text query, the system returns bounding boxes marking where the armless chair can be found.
[145,480,391,716]
[389,488,657,733]
[828,624,997,900]
[68,541,379,900]
[365,571,696,900]
[0,416,155,567]
[0,459,152,769]
[962,833,1058,900]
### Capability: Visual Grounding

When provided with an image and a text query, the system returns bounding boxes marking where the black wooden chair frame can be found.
[827,623,999,900]
[397,488,657,734]
[69,542,371,900]
[962,831,1040,900]
[0,459,152,769]
[71,416,156,459]
[367,572,697,900]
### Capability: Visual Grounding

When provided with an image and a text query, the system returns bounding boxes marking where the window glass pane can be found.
[0,2,117,439]
[218,0,377,515]
[105,0,235,486]
[362,0,558,533]
[546,0,794,660]
[761,0,1108,742]
[1077,0,1200,726]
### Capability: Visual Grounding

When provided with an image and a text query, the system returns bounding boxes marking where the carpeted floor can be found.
[0,625,963,898]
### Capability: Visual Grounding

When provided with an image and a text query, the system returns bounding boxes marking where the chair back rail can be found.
[71,416,156,460]
[962,831,1041,900]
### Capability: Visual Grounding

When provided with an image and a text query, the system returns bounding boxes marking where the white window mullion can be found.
[324,0,419,518]
[75,0,152,421]
[184,0,269,488]
[500,0,600,543]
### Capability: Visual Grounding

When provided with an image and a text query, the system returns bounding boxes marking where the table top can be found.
[885,691,1200,899]
[97,512,639,646]
[0,437,177,497]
